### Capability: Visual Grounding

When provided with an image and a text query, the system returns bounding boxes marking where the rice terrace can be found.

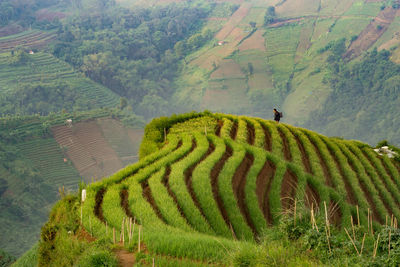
[20,112,400,266]
[1,0,400,265]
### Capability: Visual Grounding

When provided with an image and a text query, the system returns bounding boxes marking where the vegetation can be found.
[30,112,400,266]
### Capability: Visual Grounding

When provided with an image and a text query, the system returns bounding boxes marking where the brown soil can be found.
[305,183,320,209]
[278,128,292,161]
[162,165,192,226]
[379,156,400,191]
[256,160,276,225]
[343,151,383,224]
[211,145,233,230]
[184,139,215,223]
[309,138,334,187]
[362,150,400,205]
[76,227,96,242]
[115,248,135,267]
[329,201,342,226]
[94,188,106,222]
[325,142,358,205]
[230,121,238,140]
[344,7,397,60]
[247,121,255,145]
[293,133,312,174]
[260,123,272,151]
[142,181,166,223]
[280,169,298,212]
[232,153,257,235]
[215,120,223,137]
[120,189,134,218]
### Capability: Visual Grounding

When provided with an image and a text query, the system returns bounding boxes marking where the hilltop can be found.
[14,112,400,266]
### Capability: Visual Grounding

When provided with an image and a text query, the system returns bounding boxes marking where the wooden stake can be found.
[325,226,331,253]
[324,201,330,237]
[370,213,374,235]
[356,205,360,227]
[152,258,155,267]
[386,215,388,227]
[391,214,394,228]
[360,233,366,256]
[138,225,142,253]
[345,227,359,255]
[113,228,116,244]
[373,234,380,258]
[204,126,207,135]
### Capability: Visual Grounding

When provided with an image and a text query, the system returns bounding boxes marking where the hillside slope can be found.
[0,110,143,257]
[32,112,400,266]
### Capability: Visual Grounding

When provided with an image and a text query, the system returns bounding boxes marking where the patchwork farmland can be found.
[42,112,400,265]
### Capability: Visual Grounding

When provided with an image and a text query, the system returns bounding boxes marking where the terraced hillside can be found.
[0,111,144,257]
[0,52,119,114]
[36,112,400,266]
[0,30,56,53]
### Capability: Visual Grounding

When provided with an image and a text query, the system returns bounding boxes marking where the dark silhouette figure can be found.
[273,108,281,123]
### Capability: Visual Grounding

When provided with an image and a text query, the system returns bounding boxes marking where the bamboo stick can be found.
[373,234,380,258]
[345,228,359,255]
[324,201,330,237]
[360,233,366,256]
[152,258,155,267]
[325,226,331,253]
[356,205,360,227]
[386,215,388,227]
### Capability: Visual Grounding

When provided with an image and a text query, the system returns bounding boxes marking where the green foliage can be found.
[264,6,276,25]
[308,49,400,146]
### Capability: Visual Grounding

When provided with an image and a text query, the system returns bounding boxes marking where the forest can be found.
[307,46,400,145]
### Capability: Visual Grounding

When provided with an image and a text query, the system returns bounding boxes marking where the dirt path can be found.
[278,128,292,161]
[260,123,272,151]
[281,169,298,212]
[345,7,397,60]
[246,121,255,146]
[94,188,106,222]
[232,153,257,235]
[230,121,238,140]
[185,139,216,223]
[211,145,233,231]
[256,160,276,225]
[142,181,166,223]
[115,249,135,267]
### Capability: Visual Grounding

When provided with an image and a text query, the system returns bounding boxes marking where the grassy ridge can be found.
[35,112,400,266]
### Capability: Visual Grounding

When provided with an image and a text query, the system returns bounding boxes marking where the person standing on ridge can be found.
[273,108,282,123]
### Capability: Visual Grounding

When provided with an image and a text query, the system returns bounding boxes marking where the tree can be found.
[248,62,254,75]
[264,6,276,25]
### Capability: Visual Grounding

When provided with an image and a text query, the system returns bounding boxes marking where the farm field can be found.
[0,111,144,257]
[35,112,400,266]
[0,52,119,114]
[0,30,56,53]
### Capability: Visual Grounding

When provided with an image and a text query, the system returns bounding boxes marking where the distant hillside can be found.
[26,112,400,266]
[0,109,144,257]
